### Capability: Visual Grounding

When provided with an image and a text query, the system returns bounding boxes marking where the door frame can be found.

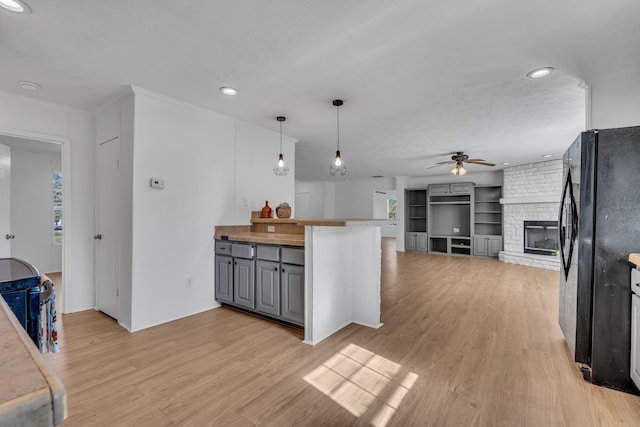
[0,126,70,314]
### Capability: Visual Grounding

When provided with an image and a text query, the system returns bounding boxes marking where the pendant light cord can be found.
[336,104,340,151]
[279,120,283,153]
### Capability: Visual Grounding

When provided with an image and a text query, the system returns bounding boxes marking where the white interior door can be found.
[96,137,120,319]
[0,144,10,257]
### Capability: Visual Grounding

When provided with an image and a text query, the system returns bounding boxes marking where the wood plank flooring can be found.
[43,239,640,426]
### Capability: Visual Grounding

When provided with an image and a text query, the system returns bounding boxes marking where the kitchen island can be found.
[214,218,388,344]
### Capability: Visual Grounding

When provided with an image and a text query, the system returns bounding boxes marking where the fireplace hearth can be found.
[524,221,558,256]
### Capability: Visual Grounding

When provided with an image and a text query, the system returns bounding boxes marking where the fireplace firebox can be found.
[524,221,558,256]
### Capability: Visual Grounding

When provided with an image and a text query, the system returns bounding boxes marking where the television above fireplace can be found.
[524,220,558,256]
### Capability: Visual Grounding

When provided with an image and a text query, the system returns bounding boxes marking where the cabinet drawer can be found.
[215,240,232,255]
[257,245,280,261]
[232,243,255,259]
[282,247,304,265]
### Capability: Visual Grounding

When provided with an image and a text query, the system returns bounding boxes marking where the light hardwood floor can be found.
[44,239,640,426]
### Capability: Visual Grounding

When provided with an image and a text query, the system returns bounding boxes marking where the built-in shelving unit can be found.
[405,189,428,252]
[404,182,503,257]
[473,185,503,257]
[428,183,473,256]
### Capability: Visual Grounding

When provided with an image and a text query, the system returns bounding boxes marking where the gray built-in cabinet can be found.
[214,240,305,326]
[405,182,503,257]
[472,185,503,257]
[405,189,428,252]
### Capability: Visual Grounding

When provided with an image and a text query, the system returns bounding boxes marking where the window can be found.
[53,172,62,245]
[387,197,397,220]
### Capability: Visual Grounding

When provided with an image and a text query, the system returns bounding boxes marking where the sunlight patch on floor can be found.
[303,343,418,426]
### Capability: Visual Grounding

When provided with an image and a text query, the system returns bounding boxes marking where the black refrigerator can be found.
[559,125,640,393]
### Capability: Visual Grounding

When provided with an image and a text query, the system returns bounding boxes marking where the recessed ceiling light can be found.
[542,154,553,158]
[219,87,238,96]
[527,67,555,79]
[19,81,40,90]
[0,0,31,13]
[501,162,510,166]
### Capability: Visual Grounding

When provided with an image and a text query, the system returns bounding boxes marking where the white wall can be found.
[0,92,95,314]
[295,181,336,218]
[590,69,640,129]
[334,177,396,219]
[127,88,296,331]
[10,146,62,273]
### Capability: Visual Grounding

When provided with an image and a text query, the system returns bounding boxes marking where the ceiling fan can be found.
[430,152,496,175]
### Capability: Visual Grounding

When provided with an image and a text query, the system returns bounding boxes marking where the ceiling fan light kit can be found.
[432,151,496,174]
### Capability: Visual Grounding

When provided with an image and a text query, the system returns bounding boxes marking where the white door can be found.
[96,137,120,319]
[0,144,10,257]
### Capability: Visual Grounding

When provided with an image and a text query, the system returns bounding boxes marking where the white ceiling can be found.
[1,1,639,181]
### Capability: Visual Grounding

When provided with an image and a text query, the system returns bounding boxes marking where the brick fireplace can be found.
[499,160,561,270]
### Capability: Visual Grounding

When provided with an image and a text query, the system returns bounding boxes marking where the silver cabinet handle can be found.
[5,234,14,240]
[93,234,102,240]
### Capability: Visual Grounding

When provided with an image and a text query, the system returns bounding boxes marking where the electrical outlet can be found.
[186,277,193,288]
[242,198,248,207]
[267,225,275,233]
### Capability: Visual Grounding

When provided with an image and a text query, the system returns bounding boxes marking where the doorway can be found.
[0,133,67,312]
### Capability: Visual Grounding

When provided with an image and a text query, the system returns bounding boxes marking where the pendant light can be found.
[451,161,467,175]
[330,99,347,176]
[273,116,289,176]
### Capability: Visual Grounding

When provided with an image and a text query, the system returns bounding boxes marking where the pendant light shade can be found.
[330,99,347,176]
[273,116,289,176]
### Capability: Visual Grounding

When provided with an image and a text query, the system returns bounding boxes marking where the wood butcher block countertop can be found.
[630,253,640,267]
[214,218,391,246]
[0,297,66,426]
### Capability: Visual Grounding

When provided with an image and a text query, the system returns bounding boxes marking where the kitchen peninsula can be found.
[214,217,387,345]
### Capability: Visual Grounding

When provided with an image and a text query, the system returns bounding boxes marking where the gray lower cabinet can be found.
[215,240,304,326]
[281,263,305,325]
[234,257,255,309]
[256,260,281,316]
[473,235,502,257]
[405,232,428,252]
[214,254,234,303]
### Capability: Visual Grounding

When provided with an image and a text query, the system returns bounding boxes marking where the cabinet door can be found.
[405,233,416,251]
[429,184,449,195]
[282,264,304,325]
[487,236,502,257]
[234,258,255,309]
[632,293,640,389]
[215,255,234,304]
[449,182,472,195]
[473,236,488,257]
[416,233,428,252]
[256,260,280,316]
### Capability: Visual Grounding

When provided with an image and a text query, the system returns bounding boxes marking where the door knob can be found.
[5,234,14,240]
[93,234,102,240]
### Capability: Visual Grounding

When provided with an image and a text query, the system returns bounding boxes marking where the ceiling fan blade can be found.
[465,158,486,162]
[434,160,455,165]
[466,160,496,167]
[428,163,451,169]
